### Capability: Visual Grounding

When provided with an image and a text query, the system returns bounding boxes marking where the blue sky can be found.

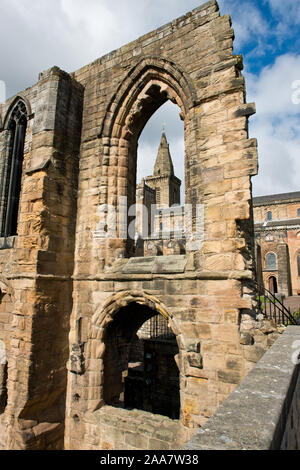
[0,0,299,197]
[227,0,300,74]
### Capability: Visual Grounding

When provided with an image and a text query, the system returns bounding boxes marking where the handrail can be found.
[253,281,297,326]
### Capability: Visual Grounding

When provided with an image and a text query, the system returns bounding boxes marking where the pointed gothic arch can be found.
[99,56,197,139]
[2,95,32,131]
[0,98,28,237]
[97,57,198,260]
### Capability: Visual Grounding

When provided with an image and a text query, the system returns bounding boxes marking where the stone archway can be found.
[97,57,197,264]
[65,1,261,451]
[86,290,184,414]
[103,302,180,419]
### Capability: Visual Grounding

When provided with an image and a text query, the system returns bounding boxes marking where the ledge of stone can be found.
[73,269,254,282]
[184,327,300,450]
[25,157,51,175]
[121,255,187,274]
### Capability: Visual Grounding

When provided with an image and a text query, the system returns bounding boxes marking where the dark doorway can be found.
[103,303,180,419]
[269,276,278,294]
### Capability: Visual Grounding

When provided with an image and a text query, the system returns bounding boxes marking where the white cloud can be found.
[246,55,300,116]
[246,54,300,195]
[0,0,208,98]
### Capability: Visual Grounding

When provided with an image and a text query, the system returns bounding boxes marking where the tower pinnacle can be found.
[153,131,174,176]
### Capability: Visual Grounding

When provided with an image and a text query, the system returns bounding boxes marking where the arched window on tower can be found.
[266,252,277,270]
[0,100,27,237]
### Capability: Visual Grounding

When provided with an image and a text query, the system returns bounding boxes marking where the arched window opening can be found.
[266,252,277,270]
[266,211,272,221]
[100,61,198,264]
[268,276,278,294]
[1,100,27,237]
[135,100,184,254]
[103,303,180,420]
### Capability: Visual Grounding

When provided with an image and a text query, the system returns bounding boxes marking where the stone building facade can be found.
[254,192,300,297]
[0,1,278,450]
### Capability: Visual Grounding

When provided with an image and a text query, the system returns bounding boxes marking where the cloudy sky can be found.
[1,0,299,197]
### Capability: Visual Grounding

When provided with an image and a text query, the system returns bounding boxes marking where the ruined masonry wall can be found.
[0,69,83,449]
[64,0,270,450]
[0,0,277,451]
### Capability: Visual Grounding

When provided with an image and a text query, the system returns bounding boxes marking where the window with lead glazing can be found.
[1,101,27,237]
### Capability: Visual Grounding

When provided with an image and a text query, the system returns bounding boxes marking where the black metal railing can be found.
[254,281,298,326]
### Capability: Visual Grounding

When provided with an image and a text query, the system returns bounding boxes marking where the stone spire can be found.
[153,132,174,176]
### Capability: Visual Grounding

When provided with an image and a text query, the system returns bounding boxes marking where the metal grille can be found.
[137,314,174,341]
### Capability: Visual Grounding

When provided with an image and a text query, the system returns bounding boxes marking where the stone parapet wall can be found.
[75,405,190,451]
[281,352,300,449]
[184,326,300,450]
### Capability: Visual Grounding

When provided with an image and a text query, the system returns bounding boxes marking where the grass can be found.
[293,308,300,324]
[256,295,279,304]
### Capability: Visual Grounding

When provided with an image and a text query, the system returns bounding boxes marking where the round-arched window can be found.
[266,252,277,270]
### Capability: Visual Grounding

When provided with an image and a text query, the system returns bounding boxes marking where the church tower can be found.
[145,131,181,207]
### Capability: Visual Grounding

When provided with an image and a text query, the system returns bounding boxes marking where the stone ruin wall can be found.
[0,70,83,449]
[0,0,283,450]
